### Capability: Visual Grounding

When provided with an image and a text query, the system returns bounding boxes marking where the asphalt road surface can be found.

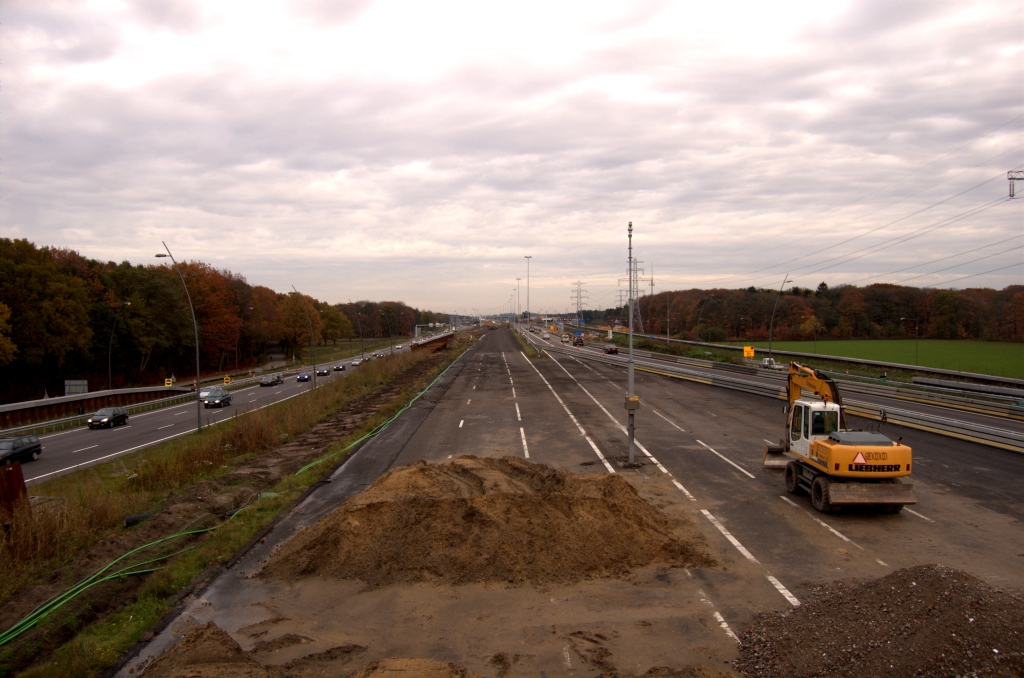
[121,326,1024,675]
[25,348,407,486]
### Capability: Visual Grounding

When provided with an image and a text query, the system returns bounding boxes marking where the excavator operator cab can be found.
[788,399,841,460]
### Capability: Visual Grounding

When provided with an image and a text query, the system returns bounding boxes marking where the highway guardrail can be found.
[545,345,1024,455]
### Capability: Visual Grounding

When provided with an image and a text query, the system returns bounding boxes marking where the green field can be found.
[730,339,1024,379]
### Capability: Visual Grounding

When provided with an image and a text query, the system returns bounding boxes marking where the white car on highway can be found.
[541,333,550,339]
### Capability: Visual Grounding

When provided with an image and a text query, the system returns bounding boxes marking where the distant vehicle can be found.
[760,357,784,370]
[259,374,282,387]
[87,407,129,428]
[203,387,232,408]
[0,435,42,464]
[297,372,311,382]
[316,367,330,376]
[351,359,362,367]
[395,344,404,349]
[542,333,550,339]
[333,364,345,372]
[603,346,619,355]
[561,334,570,342]
[373,351,385,358]
[573,337,584,347]
[198,386,216,400]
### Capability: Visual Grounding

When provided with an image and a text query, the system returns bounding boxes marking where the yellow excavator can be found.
[763,363,916,513]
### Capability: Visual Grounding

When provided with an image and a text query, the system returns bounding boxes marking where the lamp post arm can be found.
[162,241,202,434]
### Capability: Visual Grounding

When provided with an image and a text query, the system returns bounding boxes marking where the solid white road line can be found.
[877,559,889,567]
[905,508,935,522]
[71,445,98,454]
[696,440,755,479]
[520,427,530,458]
[653,409,685,432]
[515,403,521,421]
[520,352,614,472]
[767,575,801,607]
[701,509,759,563]
[459,420,464,428]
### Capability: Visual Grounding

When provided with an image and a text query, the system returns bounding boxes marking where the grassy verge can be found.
[1,338,472,677]
[726,339,1024,379]
[513,329,541,359]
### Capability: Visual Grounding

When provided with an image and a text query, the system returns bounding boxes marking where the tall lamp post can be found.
[381,309,395,355]
[516,278,521,331]
[524,256,532,329]
[768,273,793,363]
[695,292,714,346]
[155,244,202,434]
[626,222,639,466]
[900,316,919,365]
[108,301,130,392]
[291,286,317,388]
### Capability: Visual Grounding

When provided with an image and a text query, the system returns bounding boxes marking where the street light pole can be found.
[155,243,202,434]
[516,278,521,331]
[524,256,531,329]
[768,273,793,363]
[695,292,713,346]
[108,301,130,392]
[626,222,638,466]
[291,286,317,389]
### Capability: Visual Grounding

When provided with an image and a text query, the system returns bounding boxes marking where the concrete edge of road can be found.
[103,341,475,678]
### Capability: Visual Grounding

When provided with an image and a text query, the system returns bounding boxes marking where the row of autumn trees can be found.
[588,282,1024,343]
[0,239,450,404]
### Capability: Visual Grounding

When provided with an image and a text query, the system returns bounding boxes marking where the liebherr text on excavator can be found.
[763,363,917,513]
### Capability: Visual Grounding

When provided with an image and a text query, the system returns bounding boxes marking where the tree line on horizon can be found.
[586,281,1024,344]
[0,239,450,404]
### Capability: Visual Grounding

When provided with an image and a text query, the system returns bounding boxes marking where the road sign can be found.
[574,330,583,336]
[743,346,755,358]
[164,378,173,387]
[223,376,232,385]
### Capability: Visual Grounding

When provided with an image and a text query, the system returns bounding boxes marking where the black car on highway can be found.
[333,364,345,372]
[87,407,129,428]
[0,435,42,464]
[297,372,311,382]
[316,367,330,377]
[259,373,283,387]
[203,387,232,408]
[603,346,619,355]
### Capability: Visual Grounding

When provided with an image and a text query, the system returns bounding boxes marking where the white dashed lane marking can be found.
[459,420,464,428]
[71,445,98,454]
[697,440,755,479]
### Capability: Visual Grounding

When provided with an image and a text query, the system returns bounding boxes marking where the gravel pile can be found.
[736,564,1024,677]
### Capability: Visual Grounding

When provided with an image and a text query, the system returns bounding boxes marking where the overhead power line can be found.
[923,260,1024,288]
[843,233,1024,286]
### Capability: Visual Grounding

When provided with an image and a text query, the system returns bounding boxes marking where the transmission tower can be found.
[570,280,589,327]
[619,260,647,334]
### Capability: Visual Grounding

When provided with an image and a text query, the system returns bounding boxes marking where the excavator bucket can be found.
[762,442,789,469]
[827,482,917,506]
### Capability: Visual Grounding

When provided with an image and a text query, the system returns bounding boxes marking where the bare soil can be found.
[261,456,716,588]
[0,346,463,676]
[735,564,1024,677]
[143,620,737,678]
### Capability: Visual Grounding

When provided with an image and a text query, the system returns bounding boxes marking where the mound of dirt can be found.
[262,456,714,588]
[142,622,482,678]
[736,564,1024,678]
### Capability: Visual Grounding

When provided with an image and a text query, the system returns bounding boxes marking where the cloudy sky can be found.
[2,0,1021,314]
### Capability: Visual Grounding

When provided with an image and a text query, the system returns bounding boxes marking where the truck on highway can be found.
[763,362,916,513]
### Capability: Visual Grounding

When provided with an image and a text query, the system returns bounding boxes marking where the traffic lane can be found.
[548,356,1024,602]
[563,354,1024,592]
[27,358,375,484]
[574,345,1024,434]
[392,328,604,470]
[580,351,1024,519]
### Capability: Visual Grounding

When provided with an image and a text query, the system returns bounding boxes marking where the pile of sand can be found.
[142,622,483,678]
[262,456,714,588]
[736,564,1024,677]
